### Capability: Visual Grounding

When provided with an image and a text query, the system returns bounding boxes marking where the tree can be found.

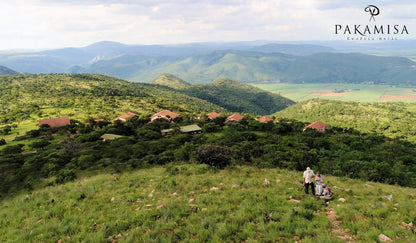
[195,144,231,169]
[31,140,51,150]
[202,123,220,133]
[1,125,11,135]
[2,144,24,155]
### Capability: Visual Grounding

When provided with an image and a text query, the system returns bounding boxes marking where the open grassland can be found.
[1,164,415,242]
[254,83,416,103]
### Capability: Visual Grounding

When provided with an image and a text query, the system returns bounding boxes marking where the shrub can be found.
[202,123,220,133]
[136,128,161,140]
[78,154,98,170]
[41,163,59,177]
[30,140,51,150]
[0,139,6,146]
[55,169,76,184]
[1,144,24,155]
[195,144,231,169]
[75,132,102,143]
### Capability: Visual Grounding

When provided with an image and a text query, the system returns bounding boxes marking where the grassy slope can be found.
[180,78,295,115]
[0,74,226,142]
[1,164,414,242]
[150,73,191,89]
[274,99,416,142]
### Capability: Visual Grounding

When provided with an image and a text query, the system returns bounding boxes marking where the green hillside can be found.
[3,73,416,242]
[283,53,416,85]
[0,73,225,127]
[274,99,416,142]
[150,73,191,89]
[180,78,295,115]
[1,164,415,242]
[71,50,416,85]
[0,65,18,75]
[147,50,293,84]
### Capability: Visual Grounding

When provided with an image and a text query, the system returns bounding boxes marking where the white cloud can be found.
[0,0,414,50]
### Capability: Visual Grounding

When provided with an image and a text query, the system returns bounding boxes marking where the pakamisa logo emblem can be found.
[364,5,379,22]
[334,4,409,39]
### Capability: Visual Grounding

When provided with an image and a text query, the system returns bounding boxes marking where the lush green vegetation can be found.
[1,164,415,242]
[0,73,225,128]
[2,73,416,242]
[150,73,191,89]
[274,99,416,143]
[282,53,416,85]
[2,41,416,85]
[180,78,295,115]
[73,50,416,85]
[254,83,416,102]
[2,110,416,198]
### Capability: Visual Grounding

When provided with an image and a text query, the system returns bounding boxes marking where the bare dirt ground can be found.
[311,90,349,97]
[379,95,416,100]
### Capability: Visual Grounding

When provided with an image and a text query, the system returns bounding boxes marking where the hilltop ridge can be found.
[0,65,18,75]
[150,73,191,89]
[180,78,295,115]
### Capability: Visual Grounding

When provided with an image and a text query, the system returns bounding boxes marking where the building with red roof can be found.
[207,112,221,120]
[150,110,180,122]
[113,112,137,122]
[258,116,273,123]
[226,113,244,122]
[38,116,71,127]
[303,121,328,133]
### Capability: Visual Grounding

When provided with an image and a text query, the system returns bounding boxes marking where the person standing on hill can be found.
[315,172,323,196]
[303,167,315,195]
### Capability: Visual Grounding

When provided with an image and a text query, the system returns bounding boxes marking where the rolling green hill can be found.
[0,73,226,127]
[180,78,295,115]
[0,65,18,75]
[1,164,415,242]
[141,50,293,84]
[2,41,416,85]
[2,74,416,242]
[73,50,416,85]
[150,73,191,89]
[274,99,416,142]
[283,53,416,85]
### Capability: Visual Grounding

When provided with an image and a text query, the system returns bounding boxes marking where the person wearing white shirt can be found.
[303,167,315,195]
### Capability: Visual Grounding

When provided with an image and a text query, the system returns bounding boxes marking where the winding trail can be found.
[325,208,356,242]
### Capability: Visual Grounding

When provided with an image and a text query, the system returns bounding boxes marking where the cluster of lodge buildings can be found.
[38,110,328,140]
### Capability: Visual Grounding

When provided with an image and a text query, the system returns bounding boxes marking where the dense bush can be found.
[3,113,416,197]
[55,169,76,184]
[195,144,231,169]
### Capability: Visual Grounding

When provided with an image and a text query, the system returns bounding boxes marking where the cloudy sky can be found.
[0,0,415,50]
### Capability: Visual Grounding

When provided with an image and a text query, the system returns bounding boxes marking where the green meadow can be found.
[1,164,415,242]
[2,74,416,242]
[254,83,416,103]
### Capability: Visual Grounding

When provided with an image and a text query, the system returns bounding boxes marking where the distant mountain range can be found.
[1,40,416,85]
[0,65,18,75]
